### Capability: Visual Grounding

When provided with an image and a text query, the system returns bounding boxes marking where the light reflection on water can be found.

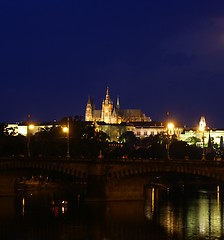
[145,185,224,240]
[0,186,224,239]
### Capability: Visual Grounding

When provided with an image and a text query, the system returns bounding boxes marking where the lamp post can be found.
[63,117,70,159]
[199,116,206,160]
[27,114,34,158]
[201,130,206,161]
[167,122,174,160]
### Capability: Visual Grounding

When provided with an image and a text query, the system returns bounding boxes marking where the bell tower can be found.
[101,87,113,123]
[85,96,93,121]
[199,116,206,131]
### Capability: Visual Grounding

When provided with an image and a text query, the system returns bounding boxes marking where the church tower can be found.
[85,96,93,121]
[199,116,206,131]
[101,87,114,123]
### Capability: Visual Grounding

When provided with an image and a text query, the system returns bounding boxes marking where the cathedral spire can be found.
[106,86,109,95]
[101,86,113,123]
[105,86,110,102]
[87,95,91,104]
[116,96,120,110]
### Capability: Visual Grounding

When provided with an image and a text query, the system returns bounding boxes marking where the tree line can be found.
[0,116,222,160]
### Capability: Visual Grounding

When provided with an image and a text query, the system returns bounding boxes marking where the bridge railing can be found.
[1,156,224,168]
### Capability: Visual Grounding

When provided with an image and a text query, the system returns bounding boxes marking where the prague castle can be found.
[4,87,224,148]
[84,88,224,148]
[85,87,151,124]
[84,87,169,141]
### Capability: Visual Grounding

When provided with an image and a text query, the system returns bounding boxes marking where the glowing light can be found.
[22,197,25,216]
[217,185,220,207]
[62,126,69,133]
[199,116,206,160]
[167,122,174,130]
[167,122,175,136]
[199,116,206,132]
[29,124,34,130]
[151,188,155,214]
[199,125,205,132]
[144,188,155,220]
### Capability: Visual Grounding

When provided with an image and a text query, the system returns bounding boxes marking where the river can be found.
[0,184,223,240]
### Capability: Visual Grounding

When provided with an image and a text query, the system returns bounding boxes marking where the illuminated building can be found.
[179,116,224,147]
[5,122,58,136]
[85,87,151,124]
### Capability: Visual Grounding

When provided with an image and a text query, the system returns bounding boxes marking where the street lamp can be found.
[167,122,174,160]
[63,117,70,159]
[27,114,34,158]
[199,116,206,160]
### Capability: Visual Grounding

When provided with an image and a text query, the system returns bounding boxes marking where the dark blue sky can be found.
[1,0,224,128]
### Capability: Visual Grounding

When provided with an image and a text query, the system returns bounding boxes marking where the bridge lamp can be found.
[27,123,35,158]
[27,113,35,158]
[167,122,174,160]
[62,117,70,159]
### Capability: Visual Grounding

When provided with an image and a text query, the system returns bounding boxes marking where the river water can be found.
[0,185,223,240]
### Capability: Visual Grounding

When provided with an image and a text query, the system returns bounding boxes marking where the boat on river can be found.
[14,176,56,191]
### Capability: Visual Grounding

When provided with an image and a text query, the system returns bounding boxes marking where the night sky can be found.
[1,0,224,128]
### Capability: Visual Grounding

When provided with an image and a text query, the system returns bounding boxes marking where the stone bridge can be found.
[1,158,224,200]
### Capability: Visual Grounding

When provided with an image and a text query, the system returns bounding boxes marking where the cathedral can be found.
[85,87,151,124]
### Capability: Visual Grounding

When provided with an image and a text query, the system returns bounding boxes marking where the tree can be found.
[119,131,138,146]
[186,145,201,160]
[148,142,166,159]
[32,125,65,157]
[220,136,224,150]
[185,136,201,145]
[0,123,6,137]
[169,140,187,159]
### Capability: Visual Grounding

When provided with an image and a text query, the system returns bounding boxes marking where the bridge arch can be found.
[1,159,224,200]
[0,160,88,179]
[0,160,89,196]
[104,162,224,200]
[106,164,224,183]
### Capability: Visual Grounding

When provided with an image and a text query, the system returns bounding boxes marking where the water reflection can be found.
[0,186,224,239]
[217,185,220,206]
[145,185,224,239]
